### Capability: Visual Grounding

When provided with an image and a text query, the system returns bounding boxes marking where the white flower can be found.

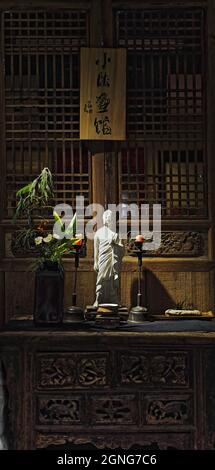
[35,236,43,245]
[43,234,53,243]
[75,233,83,239]
[53,233,60,240]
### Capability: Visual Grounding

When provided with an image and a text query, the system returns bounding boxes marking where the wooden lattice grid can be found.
[2,9,90,217]
[115,7,207,218]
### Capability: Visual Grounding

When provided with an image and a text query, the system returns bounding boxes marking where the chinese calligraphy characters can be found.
[80,48,126,140]
[94,116,111,135]
[96,92,110,113]
[83,51,112,135]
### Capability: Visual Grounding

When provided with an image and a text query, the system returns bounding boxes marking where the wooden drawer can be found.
[35,391,193,429]
[88,393,139,426]
[144,394,193,425]
[35,393,85,427]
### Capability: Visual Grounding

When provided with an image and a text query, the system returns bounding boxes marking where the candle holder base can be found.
[64,306,85,323]
[128,306,149,323]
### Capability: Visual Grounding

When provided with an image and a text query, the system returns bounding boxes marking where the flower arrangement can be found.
[11,167,54,254]
[12,168,84,268]
[34,212,83,269]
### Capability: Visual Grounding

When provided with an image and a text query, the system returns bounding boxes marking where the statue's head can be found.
[103,209,113,227]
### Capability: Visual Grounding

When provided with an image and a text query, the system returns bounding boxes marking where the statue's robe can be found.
[94,226,124,306]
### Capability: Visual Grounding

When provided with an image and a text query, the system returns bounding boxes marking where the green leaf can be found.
[16,183,32,197]
[53,210,65,231]
[65,213,77,238]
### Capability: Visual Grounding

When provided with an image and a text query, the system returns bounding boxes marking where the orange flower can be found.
[73,239,82,246]
[135,235,145,243]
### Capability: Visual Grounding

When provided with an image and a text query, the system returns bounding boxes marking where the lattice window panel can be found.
[115,8,205,141]
[2,9,90,218]
[115,8,207,218]
[119,143,206,218]
[6,142,90,218]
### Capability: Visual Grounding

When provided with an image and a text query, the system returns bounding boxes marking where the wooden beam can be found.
[90,0,103,47]
[207,0,215,260]
[0,271,5,326]
[100,0,118,206]
[90,0,113,47]
[90,1,114,206]
[0,12,6,224]
[0,12,6,325]
[1,257,215,272]
[90,2,104,206]
[0,1,90,9]
[92,152,105,206]
[104,146,118,205]
[102,0,113,47]
[113,0,207,7]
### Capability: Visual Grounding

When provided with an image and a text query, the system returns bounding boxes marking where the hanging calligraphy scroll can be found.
[80,48,126,140]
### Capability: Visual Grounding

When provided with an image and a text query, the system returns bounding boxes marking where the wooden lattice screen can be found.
[115,8,207,218]
[2,9,90,218]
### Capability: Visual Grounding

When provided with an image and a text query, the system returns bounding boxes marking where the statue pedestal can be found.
[95,304,120,326]
[95,314,121,327]
[85,305,128,324]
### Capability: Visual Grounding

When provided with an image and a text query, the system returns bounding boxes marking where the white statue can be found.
[93,210,124,307]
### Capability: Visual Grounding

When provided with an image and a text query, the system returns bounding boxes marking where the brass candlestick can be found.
[128,240,148,323]
[64,243,85,322]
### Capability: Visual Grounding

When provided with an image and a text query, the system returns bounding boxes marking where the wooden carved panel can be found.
[141,232,205,257]
[120,352,190,387]
[37,353,109,389]
[35,431,193,450]
[146,397,191,425]
[89,395,138,425]
[37,396,82,426]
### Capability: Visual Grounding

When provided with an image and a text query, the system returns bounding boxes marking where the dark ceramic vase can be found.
[34,261,64,326]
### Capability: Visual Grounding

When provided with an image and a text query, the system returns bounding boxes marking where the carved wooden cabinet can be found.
[0,326,215,450]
